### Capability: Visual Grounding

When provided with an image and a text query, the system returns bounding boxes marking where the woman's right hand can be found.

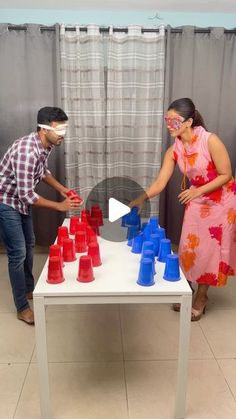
[129,195,146,213]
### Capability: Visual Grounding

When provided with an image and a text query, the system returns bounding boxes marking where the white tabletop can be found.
[34,219,191,297]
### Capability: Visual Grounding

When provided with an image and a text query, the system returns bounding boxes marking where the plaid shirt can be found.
[0,132,52,215]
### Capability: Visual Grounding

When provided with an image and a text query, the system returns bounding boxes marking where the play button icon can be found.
[108,198,130,222]
[85,176,150,242]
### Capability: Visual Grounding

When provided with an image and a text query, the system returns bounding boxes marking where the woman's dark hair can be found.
[168,98,206,129]
[37,106,68,125]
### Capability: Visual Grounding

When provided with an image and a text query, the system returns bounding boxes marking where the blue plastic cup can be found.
[141,222,148,231]
[127,225,139,246]
[130,207,140,224]
[137,257,155,286]
[158,238,172,262]
[163,254,180,281]
[149,233,159,256]
[142,249,156,275]
[131,233,144,254]
[142,240,154,254]
[149,216,159,232]
[154,227,166,254]
[142,223,152,240]
[121,214,128,227]
[126,207,141,228]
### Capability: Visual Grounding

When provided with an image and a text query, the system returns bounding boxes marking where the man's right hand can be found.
[58,197,82,212]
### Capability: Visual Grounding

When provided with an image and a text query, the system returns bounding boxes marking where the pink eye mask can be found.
[164,116,184,130]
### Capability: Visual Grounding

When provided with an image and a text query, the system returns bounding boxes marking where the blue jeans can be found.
[0,203,35,312]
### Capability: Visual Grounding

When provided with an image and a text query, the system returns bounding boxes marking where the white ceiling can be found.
[0,0,236,13]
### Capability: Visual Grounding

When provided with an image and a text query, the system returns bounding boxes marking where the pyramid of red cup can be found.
[47,204,104,284]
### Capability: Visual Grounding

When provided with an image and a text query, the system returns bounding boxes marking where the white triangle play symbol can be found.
[108,198,131,223]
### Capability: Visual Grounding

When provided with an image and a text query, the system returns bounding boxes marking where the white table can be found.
[34,219,192,419]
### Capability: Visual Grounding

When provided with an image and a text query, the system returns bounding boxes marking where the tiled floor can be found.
[0,251,236,419]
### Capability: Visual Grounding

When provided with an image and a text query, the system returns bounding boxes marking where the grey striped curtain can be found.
[60,24,165,214]
[106,25,165,213]
[60,24,106,201]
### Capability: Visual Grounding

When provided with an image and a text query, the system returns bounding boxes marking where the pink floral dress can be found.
[173,125,236,286]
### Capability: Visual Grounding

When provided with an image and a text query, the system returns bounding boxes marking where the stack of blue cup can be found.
[149,216,159,232]
[142,223,152,241]
[137,257,155,286]
[127,225,139,246]
[158,238,172,262]
[142,249,156,275]
[149,233,159,256]
[163,254,180,281]
[129,207,141,229]
[131,233,144,254]
[155,227,166,255]
[141,221,148,232]
[142,240,154,253]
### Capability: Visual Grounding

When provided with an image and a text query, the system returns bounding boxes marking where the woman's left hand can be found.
[178,188,201,204]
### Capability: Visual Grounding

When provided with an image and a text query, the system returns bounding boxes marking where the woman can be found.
[130,97,236,321]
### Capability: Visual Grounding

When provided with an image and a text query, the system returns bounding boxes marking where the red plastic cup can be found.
[77,255,94,282]
[75,221,87,233]
[62,238,76,262]
[47,256,64,284]
[97,208,104,226]
[66,189,83,204]
[87,242,102,267]
[75,231,87,253]
[69,215,80,235]
[81,209,90,224]
[49,244,64,267]
[89,217,100,235]
[90,206,103,226]
[86,225,97,244]
[57,226,69,246]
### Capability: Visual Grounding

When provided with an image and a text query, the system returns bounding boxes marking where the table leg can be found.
[34,296,52,419]
[174,294,192,419]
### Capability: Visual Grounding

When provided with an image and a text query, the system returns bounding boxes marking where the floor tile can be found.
[32,309,123,362]
[0,313,35,363]
[121,308,213,360]
[125,359,236,419]
[0,363,28,419]
[208,276,236,310]
[199,308,236,358]
[218,359,236,399]
[15,362,128,419]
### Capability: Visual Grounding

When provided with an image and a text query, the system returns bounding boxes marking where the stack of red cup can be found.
[57,226,69,246]
[86,225,97,244]
[49,244,64,267]
[47,256,64,284]
[62,238,76,262]
[81,209,91,224]
[87,242,102,267]
[75,230,87,253]
[89,217,100,236]
[69,215,80,235]
[77,255,94,282]
[91,205,104,226]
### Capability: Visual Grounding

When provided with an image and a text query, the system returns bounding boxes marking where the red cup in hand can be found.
[66,189,83,204]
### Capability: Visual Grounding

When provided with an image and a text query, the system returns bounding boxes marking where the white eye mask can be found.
[38,124,68,136]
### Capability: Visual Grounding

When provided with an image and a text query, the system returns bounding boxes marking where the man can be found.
[0,107,81,325]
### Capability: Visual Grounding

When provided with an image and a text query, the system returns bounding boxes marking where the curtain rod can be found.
[6,25,236,34]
